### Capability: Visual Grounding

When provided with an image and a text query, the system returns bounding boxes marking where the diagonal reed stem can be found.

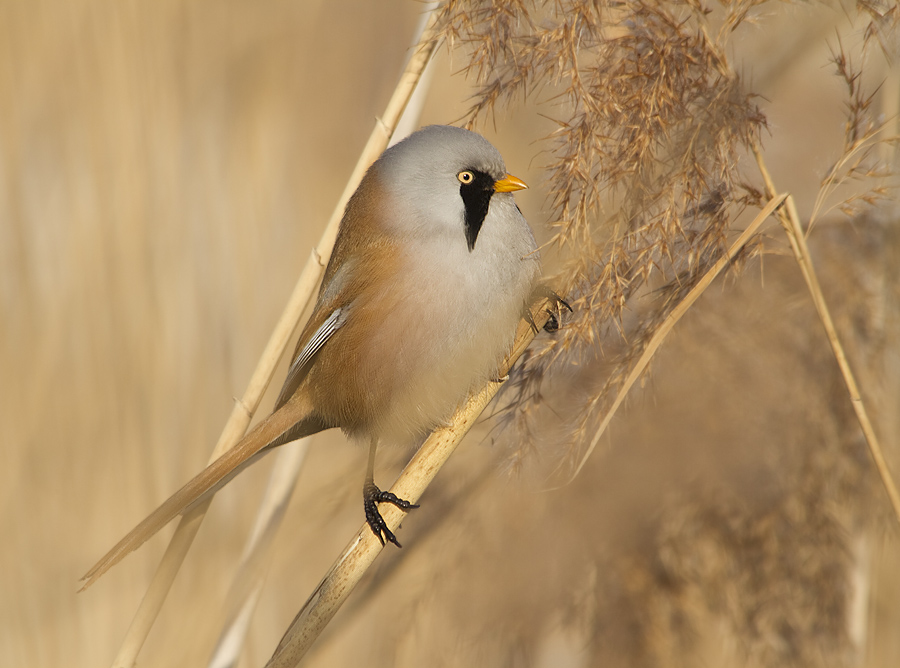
[569,192,790,480]
[107,9,442,668]
[264,297,557,668]
[206,439,311,668]
[752,141,900,526]
[205,7,440,666]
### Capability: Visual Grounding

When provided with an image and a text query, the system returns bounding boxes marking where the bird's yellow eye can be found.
[457,170,474,184]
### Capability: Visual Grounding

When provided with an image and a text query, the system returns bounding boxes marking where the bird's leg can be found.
[363,438,418,547]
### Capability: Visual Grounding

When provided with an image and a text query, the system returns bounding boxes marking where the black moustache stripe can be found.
[460,170,496,251]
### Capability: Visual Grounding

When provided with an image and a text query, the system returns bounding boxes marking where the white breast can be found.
[365,191,540,445]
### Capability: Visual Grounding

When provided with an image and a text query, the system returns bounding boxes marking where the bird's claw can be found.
[363,483,419,548]
[542,290,572,333]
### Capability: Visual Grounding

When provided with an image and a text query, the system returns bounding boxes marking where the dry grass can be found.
[3,1,900,667]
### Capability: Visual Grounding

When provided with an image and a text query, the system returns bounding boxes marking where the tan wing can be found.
[82,170,391,589]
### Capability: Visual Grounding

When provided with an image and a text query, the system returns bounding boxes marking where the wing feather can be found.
[274,306,347,410]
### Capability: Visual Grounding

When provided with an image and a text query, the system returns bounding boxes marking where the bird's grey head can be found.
[375,125,516,251]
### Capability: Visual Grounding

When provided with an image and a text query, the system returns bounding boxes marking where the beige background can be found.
[2,1,898,667]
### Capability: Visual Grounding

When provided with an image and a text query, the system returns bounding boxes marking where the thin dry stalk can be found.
[880,67,899,172]
[264,298,557,668]
[753,142,900,526]
[568,192,788,479]
[808,40,893,228]
[106,10,442,668]
[207,439,310,668]
[108,255,324,668]
[205,8,440,663]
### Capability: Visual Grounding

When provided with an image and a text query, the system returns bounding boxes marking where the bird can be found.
[81,124,542,589]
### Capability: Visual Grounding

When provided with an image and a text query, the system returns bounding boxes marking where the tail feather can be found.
[80,399,319,590]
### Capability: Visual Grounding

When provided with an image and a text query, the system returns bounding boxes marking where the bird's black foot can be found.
[525,285,572,333]
[363,481,419,548]
[541,289,572,333]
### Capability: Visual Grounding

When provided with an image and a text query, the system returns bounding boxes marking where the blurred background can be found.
[2,1,898,667]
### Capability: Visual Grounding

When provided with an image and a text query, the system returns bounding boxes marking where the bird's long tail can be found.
[80,397,320,591]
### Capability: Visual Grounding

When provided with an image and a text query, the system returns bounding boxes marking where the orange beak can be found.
[493,173,528,193]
